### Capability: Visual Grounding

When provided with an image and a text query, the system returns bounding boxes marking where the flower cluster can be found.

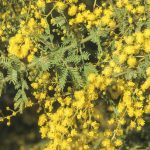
[0,0,150,150]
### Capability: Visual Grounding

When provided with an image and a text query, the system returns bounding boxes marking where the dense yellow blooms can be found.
[0,0,150,150]
[68,4,78,16]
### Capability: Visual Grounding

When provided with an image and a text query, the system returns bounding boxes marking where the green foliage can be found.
[0,54,28,112]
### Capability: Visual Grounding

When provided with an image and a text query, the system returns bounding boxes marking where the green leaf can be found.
[58,69,68,90]
[69,67,84,88]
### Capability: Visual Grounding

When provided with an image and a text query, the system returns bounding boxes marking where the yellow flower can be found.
[128,81,135,87]
[91,121,99,129]
[137,118,145,126]
[88,131,95,137]
[78,3,86,11]
[37,0,45,8]
[40,92,46,100]
[40,18,48,28]
[34,11,41,19]
[128,17,133,24]
[88,73,96,83]
[40,126,48,138]
[124,36,134,44]
[102,139,110,147]
[83,145,89,150]
[137,126,142,131]
[64,108,73,117]
[124,45,136,55]
[38,114,47,126]
[28,18,36,28]
[55,2,66,11]
[102,67,113,77]
[114,66,122,73]
[71,129,77,136]
[119,118,126,125]
[74,90,85,100]
[15,33,24,43]
[75,13,84,23]
[116,1,123,8]
[136,6,144,14]
[127,108,134,117]
[115,129,123,136]
[114,139,123,147]
[31,82,38,89]
[27,54,34,62]
[144,29,150,38]
[68,5,78,16]
[119,53,127,64]
[109,60,116,67]
[134,109,143,118]
[108,20,116,28]
[69,18,75,25]
[20,44,29,58]
[101,15,110,25]
[108,118,115,125]
[115,41,122,50]
[94,7,102,17]
[130,120,136,129]
[126,4,133,11]
[127,56,137,68]
[86,13,96,21]
[135,32,144,44]
[104,130,112,137]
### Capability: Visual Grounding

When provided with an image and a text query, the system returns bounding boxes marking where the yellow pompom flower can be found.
[38,114,47,126]
[102,67,113,77]
[127,56,137,68]
[75,13,84,23]
[86,13,96,21]
[128,17,133,24]
[144,29,150,38]
[137,118,145,126]
[68,5,78,16]
[88,73,96,83]
[114,139,123,147]
[126,4,133,12]
[78,3,86,11]
[114,66,122,73]
[102,139,110,147]
[116,1,123,8]
[94,7,102,17]
[40,18,48,28]
[119,53,127,64]
[135,32,144,44]
[27,54,34,62]
[136,6,144,14]
[124,36,134,44]
[124,46,136,55]
[37,0,45,8]
[74,90,85,101]
[130,120,136,129]
[31,82,38,89]
[55,1,66,12]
